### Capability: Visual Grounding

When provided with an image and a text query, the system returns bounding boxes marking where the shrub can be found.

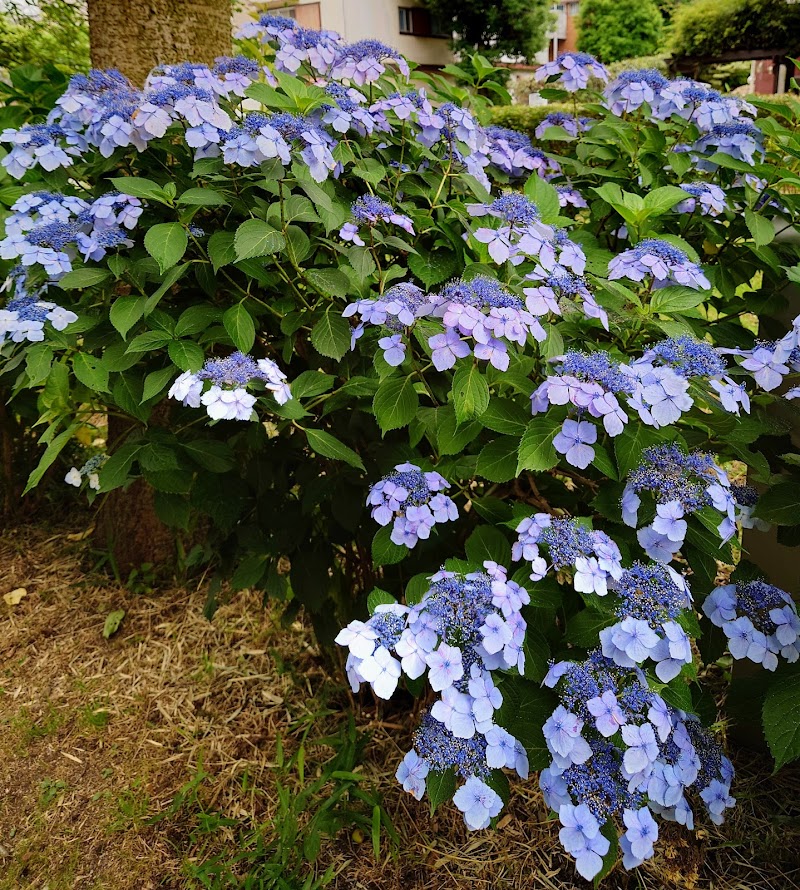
[577,0,663,64]
[2,28,800,884]
[670,0,800,58]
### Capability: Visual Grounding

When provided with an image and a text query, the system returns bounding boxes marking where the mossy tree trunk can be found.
[87,0,232,85]
[86,0,232,571]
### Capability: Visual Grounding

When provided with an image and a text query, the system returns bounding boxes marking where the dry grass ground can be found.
[1,520,799,889]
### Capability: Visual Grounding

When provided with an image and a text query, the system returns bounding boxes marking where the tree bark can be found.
[87,0,233,85]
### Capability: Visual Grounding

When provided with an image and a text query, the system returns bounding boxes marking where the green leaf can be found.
[452,365,489,424]
[649,285,707,315]
[25,343,53,385]
[367,587,397,614]
[109,295,146,339]
[181,440,235,473]
[144,223,188,274]
[591,443,618,481]
[290,370,334,400]
[565,609,615,647]
[408,250,461,288]
[373,376,418,433]
[167,340,204,372]
[23,425,77,495]
[234,218,285,259]
[405,573,431,606]
[140,367,176,403]
[426,769,456,815]
[144,263,189,314]
[347,246,377,282]
[352,158,386,184]
[102,609,125,639]
[465,525,511,567]
[177,187,228,206]
[516,417,559,475]
[643,185,690,216]
[763,668,800,770]
[477,437,518,482]
[154,492,190,530]
[523,174,561,223]
[480,398,530,436]
[310,309,351,360]
[495,675,557,771]
[72,353,109,392]
[97,442,143,492]
[110,176,172,202]
[593,822,619,885]
[614,424,667,478]
[372,525,407,566]
[745,208,774,247]
[753,482,800,525]
[207,231,237,272]
[522,626,550,683]
[231,554,268,590]
[56,267,111,289]
[223,303,256,353]
[304,427,365,471]
[306,268,350,297]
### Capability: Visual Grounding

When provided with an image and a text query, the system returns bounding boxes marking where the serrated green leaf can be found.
[234,218,285,259]
[763,668,800,770]
[516,417,559,475]
[102,609,125,639]
[304,427,365,471]
[310,309,351,360]
[72,353,109,392]
[465,525,511,566]
[745,208,774,247]
[207,231,237,272]
[426,769,456,815]
[408,250,461,288]
[177,187,228,206]
[372,525,407,566]
[167,340,204,372]
[373,376,418,433]
[367,587,396,614]
[141,366,177,403]
[452,365,489,424]
[144,223,188,274]
[753,482,800,525]
[110,295,146,339]
[223,303,256,353]
[56,267,111,289]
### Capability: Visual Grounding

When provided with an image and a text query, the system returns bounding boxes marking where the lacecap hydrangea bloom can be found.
[336,563,530,829]
[535,52,609,92]
[366,463,457,547]
[608,239,710,290]
[541,652,735,879]
[622,444,735,562]
[703,580,800,670]
[168,351,291,421]
[64,454,107,491]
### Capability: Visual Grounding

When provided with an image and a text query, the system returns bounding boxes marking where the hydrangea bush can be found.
[2,27,800,881]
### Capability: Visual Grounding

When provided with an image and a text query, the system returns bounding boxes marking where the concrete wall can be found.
[238,0,453,68]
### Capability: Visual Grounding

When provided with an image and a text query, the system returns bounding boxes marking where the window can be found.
[398,6,449,38]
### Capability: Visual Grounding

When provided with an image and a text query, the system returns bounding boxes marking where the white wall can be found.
[237,0,453,68]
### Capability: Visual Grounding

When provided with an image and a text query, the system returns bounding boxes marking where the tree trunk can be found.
[87,0,232,85]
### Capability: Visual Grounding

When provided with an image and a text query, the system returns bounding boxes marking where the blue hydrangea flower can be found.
[703,580,800,669]
[535,52,609,92]
[366,462,457,548]
[608,239,710,289]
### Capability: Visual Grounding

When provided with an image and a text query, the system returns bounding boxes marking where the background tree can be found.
[578,0,663,63]
[87,0,232,84]
[0,0,89,71]
[420,0,552,62]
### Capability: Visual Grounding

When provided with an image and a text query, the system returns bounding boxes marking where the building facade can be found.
[236,0,454,69]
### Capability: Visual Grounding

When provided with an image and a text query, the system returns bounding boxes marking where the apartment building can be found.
[236,0,454,69]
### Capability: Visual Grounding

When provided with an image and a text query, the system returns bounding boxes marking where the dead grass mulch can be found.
[0,520,799,890]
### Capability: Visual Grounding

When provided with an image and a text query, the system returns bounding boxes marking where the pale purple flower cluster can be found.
[523,267,606,329]
[599,562,693,681]
[556,184,589,210]
[429,276,547,371]
[336,564,529,828]
[542,652,735,880]
[321,82,389,136]
[512,513,623,592]
[168,350,291,421]
[343,282,434,363]
[484,125,562,179]
[696,121,764,166]
[0,291,78,344]
[366,462,457,548]
[703,580,800,670]
[675,182,727,217]
[338,194,414,246]
[723,316,800,394]
[535,52,609,92]
[608,239,710,290]
[0,190,140,278]
[622,445,735,562]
